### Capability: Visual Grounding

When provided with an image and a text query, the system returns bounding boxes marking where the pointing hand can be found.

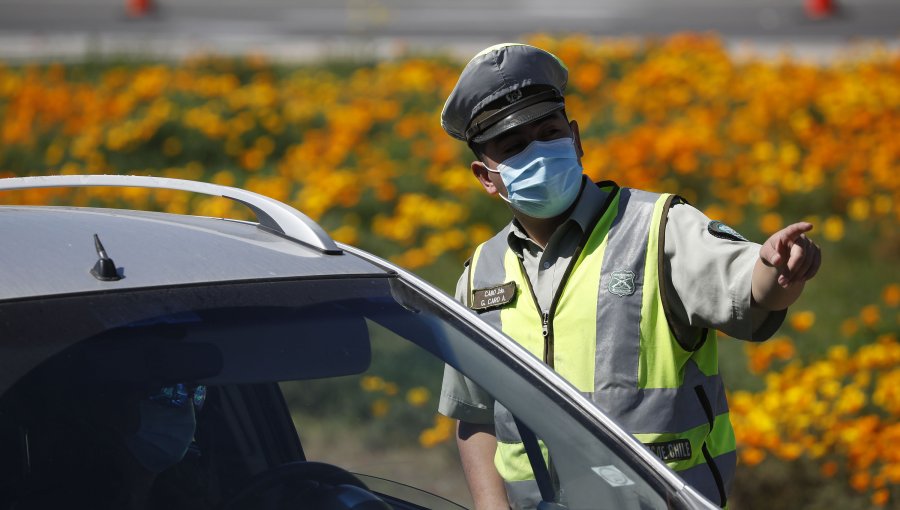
[758,222,822,288]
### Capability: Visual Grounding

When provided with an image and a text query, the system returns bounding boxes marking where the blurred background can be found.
[1,1,898,508]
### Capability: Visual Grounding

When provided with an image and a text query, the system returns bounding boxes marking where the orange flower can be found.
[759,212,783,235]
[883,284,900,307]
[872,489,889,507]
[382,382,398,396]
[740,447,765,466]
[850,471,871,492]
[789,311,816,333]
[775,442,803,460]
[841,318,859,337]
[371,399,389,418]
[860,305,881,327]
[418,415,455,448]
[820,461,838,478]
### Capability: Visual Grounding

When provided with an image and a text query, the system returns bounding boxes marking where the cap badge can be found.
[505,89,523,103]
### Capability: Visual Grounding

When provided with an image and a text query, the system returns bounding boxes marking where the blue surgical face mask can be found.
[488,137,583,219]
[124,399,197,473]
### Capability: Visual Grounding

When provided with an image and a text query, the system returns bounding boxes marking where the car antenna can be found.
[90,234,122,281]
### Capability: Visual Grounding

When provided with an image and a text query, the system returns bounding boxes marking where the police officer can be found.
[437,43,821,510]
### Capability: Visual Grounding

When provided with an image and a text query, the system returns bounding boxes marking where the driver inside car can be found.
[11,381,206,510]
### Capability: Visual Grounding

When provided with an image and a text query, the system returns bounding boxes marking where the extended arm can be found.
[457,421,509,510]
[752,222,822,311]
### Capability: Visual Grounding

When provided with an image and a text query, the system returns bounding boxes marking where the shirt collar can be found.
[507,176,608,252]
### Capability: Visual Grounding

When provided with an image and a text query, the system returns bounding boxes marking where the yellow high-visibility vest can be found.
[468,184,735,509]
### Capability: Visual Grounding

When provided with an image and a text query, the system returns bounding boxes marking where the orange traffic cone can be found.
[127,0,154,18]
[805,0,836,19]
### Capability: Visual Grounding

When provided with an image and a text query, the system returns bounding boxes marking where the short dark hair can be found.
[468,140,485,161]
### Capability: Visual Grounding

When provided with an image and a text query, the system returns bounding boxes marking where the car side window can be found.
[280,319,471,509]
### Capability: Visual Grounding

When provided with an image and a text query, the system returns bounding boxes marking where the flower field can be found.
[1,34,898,507]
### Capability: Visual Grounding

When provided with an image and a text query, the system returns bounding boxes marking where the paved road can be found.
[0,0,897,60]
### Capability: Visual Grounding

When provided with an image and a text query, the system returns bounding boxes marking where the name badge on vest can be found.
[645,438,692,462]
[471,282,517,311]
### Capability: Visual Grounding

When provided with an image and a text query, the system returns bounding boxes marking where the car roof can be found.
[0,176,389,301]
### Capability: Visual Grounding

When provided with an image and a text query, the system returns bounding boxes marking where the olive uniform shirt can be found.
[438,177,786,424]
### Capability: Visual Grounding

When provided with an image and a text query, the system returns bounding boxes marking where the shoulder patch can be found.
[471,282,517,311]
[708,220,748,242]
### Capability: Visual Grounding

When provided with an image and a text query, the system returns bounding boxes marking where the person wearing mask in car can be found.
[437,43,821,510]
[12,381,206,510]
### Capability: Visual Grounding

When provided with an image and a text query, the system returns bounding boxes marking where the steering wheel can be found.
[219,461,391,510]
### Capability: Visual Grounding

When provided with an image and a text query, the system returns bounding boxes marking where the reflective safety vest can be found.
[467,184,736,509]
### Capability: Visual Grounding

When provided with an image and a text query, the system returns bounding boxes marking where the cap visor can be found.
[471,101,565,144]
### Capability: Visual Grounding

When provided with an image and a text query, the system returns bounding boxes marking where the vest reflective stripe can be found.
[468,227,511,345]
[595,188,650,393]
[505,480,543,510]
[593,360,728,433]
[633,412,735,470]
[679,450,737,504]
[468,185,736,508]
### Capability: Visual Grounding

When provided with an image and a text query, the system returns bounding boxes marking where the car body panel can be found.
[0,206,383,301]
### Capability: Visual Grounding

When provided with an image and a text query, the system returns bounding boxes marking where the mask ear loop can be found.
[483,163,512,204]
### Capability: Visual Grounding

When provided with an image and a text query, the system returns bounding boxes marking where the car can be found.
[0,174,717,510]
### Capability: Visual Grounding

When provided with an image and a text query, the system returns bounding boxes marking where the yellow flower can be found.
[775,442,803,460]
[829,344,849,362]
[836,386,866,414]
[823,216,845,242]
[847,197,870,221]
[211,170,236,187]
[406,387,431,407]
[360,375,385,392]
[873,195,892,216]
[330,225,358,245]
[44,142,65,166]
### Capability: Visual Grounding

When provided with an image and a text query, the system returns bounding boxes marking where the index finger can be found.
[779,222,813,243]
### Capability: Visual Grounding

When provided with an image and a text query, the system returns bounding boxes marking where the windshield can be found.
[0,275,681,509]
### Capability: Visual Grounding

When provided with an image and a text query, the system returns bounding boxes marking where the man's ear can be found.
[570,120,584,159]
[471,161,498,194]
